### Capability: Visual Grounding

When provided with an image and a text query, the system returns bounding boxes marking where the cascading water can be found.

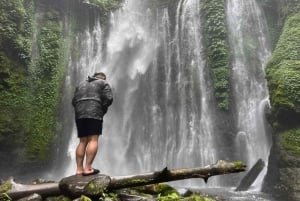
[62,0,219,187]
[226,0,272,190]
[59,0,273,192]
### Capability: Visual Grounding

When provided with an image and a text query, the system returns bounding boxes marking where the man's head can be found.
[93,72,106,80]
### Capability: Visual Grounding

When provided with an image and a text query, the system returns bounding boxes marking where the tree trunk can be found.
[235,159,265,191]
[59,160,246,198]
[4,178,60,200]
[4,160,246,199]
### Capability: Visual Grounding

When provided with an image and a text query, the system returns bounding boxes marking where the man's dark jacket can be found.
[72,76,113,120]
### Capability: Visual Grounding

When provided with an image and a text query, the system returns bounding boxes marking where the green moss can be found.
[48,195,71,201]
[0,183,12,193]
[23,4,66,160]
[201,0,230,110]
[282,128,300,156]
[86,0,122,23]
[266,13,300,126]
[0,193,12,201]
[84,179,109,196]
[233,161,246,170]
[81,195,92,201]
[158,192,180,201]
[0,0,33,158]
[89,0,122,8]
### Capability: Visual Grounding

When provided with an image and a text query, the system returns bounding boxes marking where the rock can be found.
[17,193,42,201]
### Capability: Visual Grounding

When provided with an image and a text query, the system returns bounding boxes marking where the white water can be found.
[226,0,272,190]
[59,0,273,191]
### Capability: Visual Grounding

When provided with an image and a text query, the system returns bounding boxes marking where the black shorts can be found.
[75,118,103,138]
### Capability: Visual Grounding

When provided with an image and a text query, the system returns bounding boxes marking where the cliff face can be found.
[262,0,300,200]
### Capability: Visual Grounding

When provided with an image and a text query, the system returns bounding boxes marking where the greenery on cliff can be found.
[202,0,230,110]
[266,5,300,155]
[0,0,34,161]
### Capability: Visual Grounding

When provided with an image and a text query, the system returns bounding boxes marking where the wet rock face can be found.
[278,142,300,201]
[279,168,300,201]
[264,132,300,201]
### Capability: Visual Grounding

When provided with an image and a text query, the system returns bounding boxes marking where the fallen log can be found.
[2,160,246,200]
[3,178,60,200]
[235,158,265,191]
[59,160,246,198]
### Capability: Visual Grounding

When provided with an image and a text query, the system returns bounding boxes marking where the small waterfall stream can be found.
[226,0,272,190]
[58,0,273,193]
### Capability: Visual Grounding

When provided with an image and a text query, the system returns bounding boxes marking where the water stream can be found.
[226,0,272,191]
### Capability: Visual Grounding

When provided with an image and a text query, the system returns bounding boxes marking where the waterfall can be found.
[61,0,219,187]
[101,0,218,180]
[226,0,272,190]
[59,0,273,190]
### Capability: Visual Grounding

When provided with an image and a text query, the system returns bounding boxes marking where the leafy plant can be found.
[201,0,230,110]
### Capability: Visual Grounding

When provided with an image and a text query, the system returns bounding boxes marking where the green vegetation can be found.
[88,0,123,23]
[266,13,300,126]
[201,0,230,110]
[89,0,123,9]
[24,7,66,160]
[0,194,11,201]
[266,0,300,158]
[0,182,12,193]
[0,0,34,158]
[282,128,300,156]
[130,184,216,201]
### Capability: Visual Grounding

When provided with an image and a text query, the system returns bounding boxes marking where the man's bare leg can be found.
[76,137,88,175]
[83,134,99,174]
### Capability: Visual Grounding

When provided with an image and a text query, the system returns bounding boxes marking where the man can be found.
[72,72,113,176]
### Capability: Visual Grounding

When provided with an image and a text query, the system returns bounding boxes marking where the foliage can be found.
[0,193,11,201]
[0,0,34,156]
[89,0,123,9]
[23,7,66,160]
[0,0,66,161]
[266,13,300,126]
[282,128,300,156]
[0,182,12,193]
[0,0,32,65]
[201,0,230,110]
[88,0,123,23]
[128,184,216,201]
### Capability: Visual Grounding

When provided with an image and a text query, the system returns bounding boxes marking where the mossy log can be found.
[59,160,246,198]
[3,178,60,200]
[3,160,246,199]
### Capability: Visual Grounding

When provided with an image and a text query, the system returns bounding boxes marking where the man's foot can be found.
[76,170,83,176]
[82,168,100,176]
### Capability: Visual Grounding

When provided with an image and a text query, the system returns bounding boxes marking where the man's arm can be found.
[72,87,78,107]
[101,83,113,108]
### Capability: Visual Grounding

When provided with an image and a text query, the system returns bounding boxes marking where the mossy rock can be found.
[282,128,300,157]
[266,13,300,126]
